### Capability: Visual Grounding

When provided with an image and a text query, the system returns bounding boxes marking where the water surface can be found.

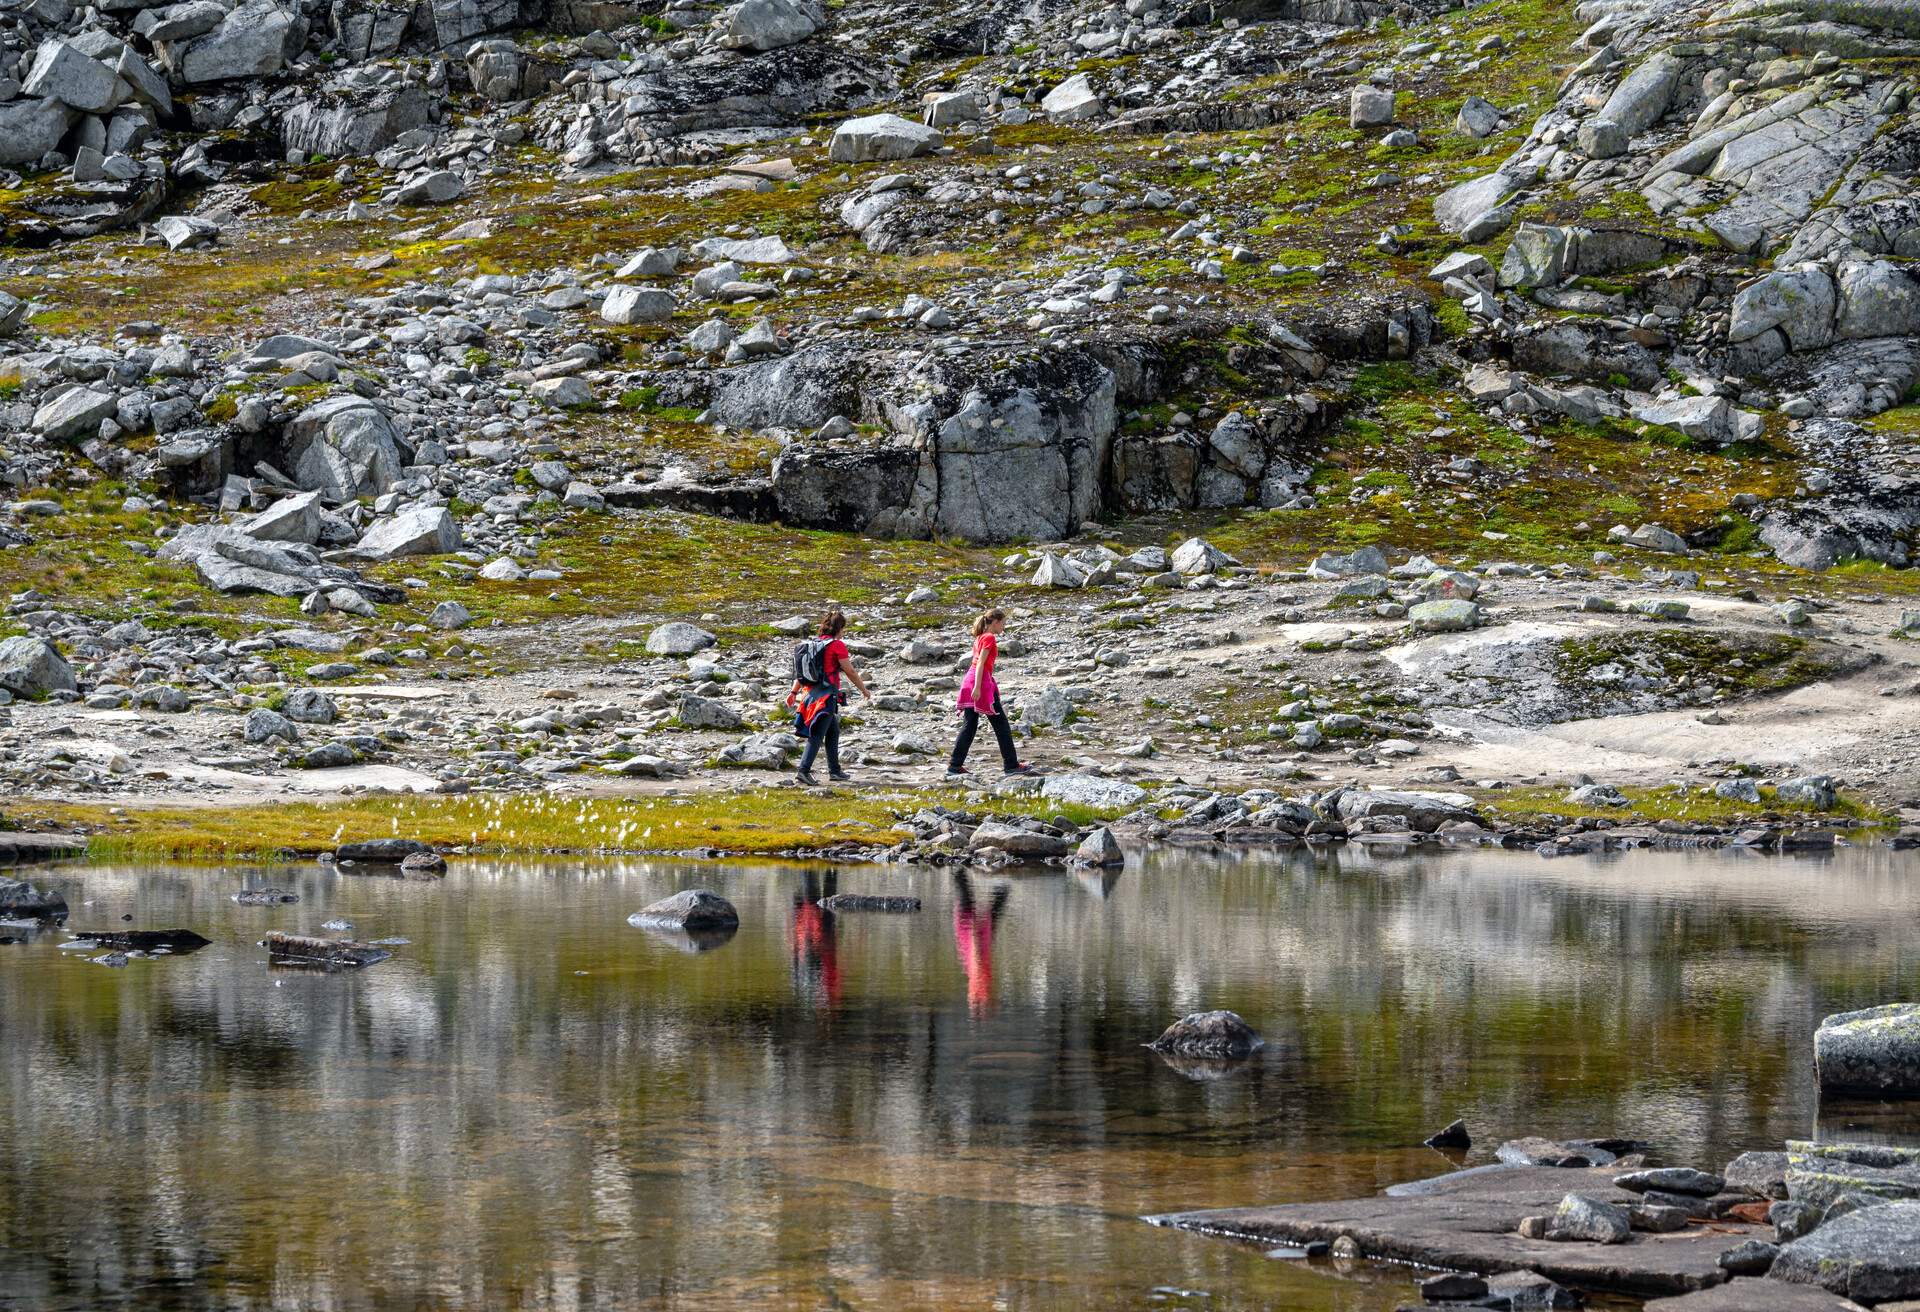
[5,844,1919,1310]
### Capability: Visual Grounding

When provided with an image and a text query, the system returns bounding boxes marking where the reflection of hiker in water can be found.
[790,869,842,1007]
[951,874,1010,1015]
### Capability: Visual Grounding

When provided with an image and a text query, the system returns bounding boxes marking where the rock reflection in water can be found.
[1,844,1918,1310]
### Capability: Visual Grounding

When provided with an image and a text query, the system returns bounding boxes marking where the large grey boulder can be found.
[1835,260,1920,341]
[1580,52,1681,159]
[353,506,459,559]
[281,86,431,158]
[1771,1201,1920,1302]
[158,524,323,596]
[1729,267,1836,350]
[1042,73,1103,123]
[1335,789,1477,832]
[720,0,820,51]
[675,694,742,730]
[1545,1194,1631,1244]
[628,889,739,931]
[136,1,226,41]
[243,490,324,544]
[1816,1003,1920,1097]
[0,97,78,166]
[600,285,676,324]
[34,388,118,442]
[968,822,1072,858]
[1349,85,1396,128]
[645,622,716,656]
[828,113,943,163]
[283,396,406,501]
[23,41,121,112]
[0,636,77,698]
[1039,774,1146,810]
[172,0,305,83]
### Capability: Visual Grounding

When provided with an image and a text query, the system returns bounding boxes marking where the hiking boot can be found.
[795,769,819,787]
[1002,763,1035,776]
[828,770,853,783]
[943,766,970,780]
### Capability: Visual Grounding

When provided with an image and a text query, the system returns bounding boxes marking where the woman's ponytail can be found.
[970,607,1005,638]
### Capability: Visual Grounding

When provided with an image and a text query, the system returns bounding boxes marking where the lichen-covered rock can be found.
[0,637,77,698]
[1545,1194,1631,1244]
[1148,1010,1263,1058]
[1815,1003,1920,1097]
[1771,1200,1920,1302]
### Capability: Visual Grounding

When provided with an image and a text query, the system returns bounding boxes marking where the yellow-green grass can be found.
[16,787,1127,863]
[1477,785,1894,827]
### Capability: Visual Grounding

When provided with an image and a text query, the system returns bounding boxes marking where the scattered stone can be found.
[628,889,740,932]
[1149,1010,1263,1058]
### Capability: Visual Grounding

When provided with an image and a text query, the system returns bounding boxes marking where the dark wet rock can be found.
[1617,1169,1725,1197]
[1816,1003,1920,1098]
[1148,1009,1264,1059]
[262,931,391,968]
[1425,1119,1472,1150]
[1770,1200,1822,1243]
[1546,1193,1632,1244]
[400,851,448,875]
[817,894,921,912]
[1771,1200,1920,1301]
[335,838,434,864]
[0,876,68,919]
[1632,1203,1692,1233]
[231,888,299,905]
[1726,1151,1792,1200]
[0,832,87,865]
[1718,1238,1779,1275]
[628,889,740,932]
[1150,1165,1760,1297]
[71,928,210,953]
[1418,1272,1488,1301]
[1482,1270,1581,1308]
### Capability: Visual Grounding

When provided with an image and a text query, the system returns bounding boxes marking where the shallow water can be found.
[4,843,1920,1311]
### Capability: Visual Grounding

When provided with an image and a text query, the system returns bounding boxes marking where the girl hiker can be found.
[946,607,1032,779]
[786,608,870,787]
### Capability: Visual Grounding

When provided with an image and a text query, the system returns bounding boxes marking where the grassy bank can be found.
[1477,785,1894,827]
[15,787,1125,864]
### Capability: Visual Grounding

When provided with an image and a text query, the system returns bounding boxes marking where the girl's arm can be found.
[845,661,872,699]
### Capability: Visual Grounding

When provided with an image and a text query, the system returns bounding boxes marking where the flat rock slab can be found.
[1644,1279,1871,1310]
[1147,1165,1761,1298]
[0,832,86,863]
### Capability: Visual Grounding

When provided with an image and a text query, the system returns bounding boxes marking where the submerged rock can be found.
[0,877,68,920]
[231,888,300,905]
[1148,1009,1263,1058]
[817,893,921,912]
[262,931,391,968]
[335,838,434,864]
[629,889,740,932]
[1425,1118,1472,1150]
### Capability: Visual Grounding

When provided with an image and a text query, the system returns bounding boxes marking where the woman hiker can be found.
[945,607,1032,780]
[786,607,870,787]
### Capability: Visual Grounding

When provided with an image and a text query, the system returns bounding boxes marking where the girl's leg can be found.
[949,709,980,770]
[987,710,1020,771]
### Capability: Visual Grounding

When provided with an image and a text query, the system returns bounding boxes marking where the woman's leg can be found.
[799,713,829,774]
[949,708,980,770]
[823,715,843,775]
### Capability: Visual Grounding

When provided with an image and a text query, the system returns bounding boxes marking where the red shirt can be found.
[820,636,848,687]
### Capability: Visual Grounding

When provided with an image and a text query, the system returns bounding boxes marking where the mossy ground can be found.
[17,787,1129,862]
[1479,784,1893,827]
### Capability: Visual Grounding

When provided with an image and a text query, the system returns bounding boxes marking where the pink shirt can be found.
[957,632,999,713]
